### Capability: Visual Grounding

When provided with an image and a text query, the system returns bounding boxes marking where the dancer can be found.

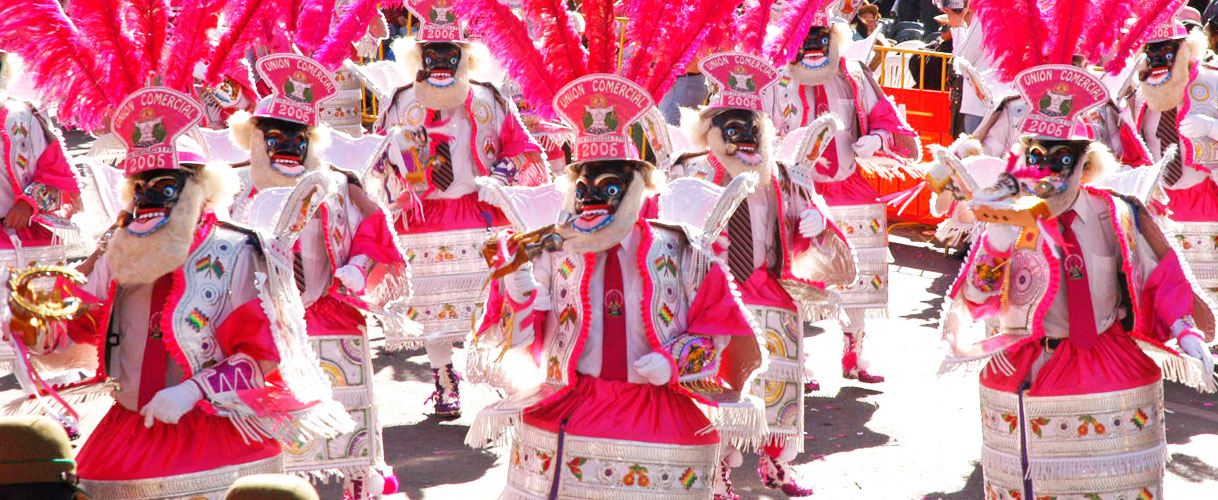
[941,2,1217,497]
[372,0,547,418]
[227,53,408,500]
[470,73,764,500]
[671,49,855,498]
[764,0,921,384]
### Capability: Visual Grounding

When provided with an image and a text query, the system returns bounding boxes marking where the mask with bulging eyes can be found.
[712,109,763,167]
[418,42,462,88]
[1010,139,1088,198]
[126,169,191,236]
[797,26,833,69]
[569,162,634,234]
[1142,39,1183,87]
[257,118,310,178]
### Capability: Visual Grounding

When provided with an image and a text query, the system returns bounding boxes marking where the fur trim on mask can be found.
[395,37,484,110]
[228,111,331,190]
[695,112,775,181]
[118,161,240,214]
[1081,142,1117,185]
[0,51,20,97]
[1140,31,1205,111]
[787,23,849,86]
[109,172,211,285]
[558,172,649,254]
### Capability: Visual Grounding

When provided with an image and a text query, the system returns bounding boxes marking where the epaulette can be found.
[471,80,511,109]
[214,219,264,252]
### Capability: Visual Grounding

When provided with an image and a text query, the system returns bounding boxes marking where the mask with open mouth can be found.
[570,161,633,234]
[1142,39,1183,87]
[1010,139,1088,200]
[418,42,462,88]
[712,109,763,167]
[798,27,833,70]
[257,118,310,178]
[127,169,190,236]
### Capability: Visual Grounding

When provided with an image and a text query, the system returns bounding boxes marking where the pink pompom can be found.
[382,470,400,495]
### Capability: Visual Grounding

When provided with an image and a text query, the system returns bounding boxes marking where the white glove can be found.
[1178,332,1215,381]
[798,208,825,238]
[334,264,366,292]
[981,223,1021,252]
[852,135,883,158]
[633,352,674,385]
[504,262,539,303]
[1177,115,1218,140]
[140,381,203,427]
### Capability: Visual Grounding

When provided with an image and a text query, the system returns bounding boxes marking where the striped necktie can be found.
[727,202,754,282]
[1157,108,1183,186]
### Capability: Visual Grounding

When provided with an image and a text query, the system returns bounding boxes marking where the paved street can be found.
[0,134,1215,499]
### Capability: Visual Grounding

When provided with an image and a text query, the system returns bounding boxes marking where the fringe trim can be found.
[699,395,769,452]
[2,389,112,416]
[466,407,519,449]
[759,360,804,382]
[1026,446,1169,481]
[1136,339,1217,393]
[934,219,981,248]
[288,464,373,482]
[937,352,997,376]
[381,328,466,351]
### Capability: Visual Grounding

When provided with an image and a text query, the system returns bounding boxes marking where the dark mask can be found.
[126,169,190,236]
[418,42,462,88]
[1142,39,1183,87]
[797,26,833,68]
[570,161,634,234]
[256,118,310,177]
[711,109,763,166]
[1012,139,1088,198]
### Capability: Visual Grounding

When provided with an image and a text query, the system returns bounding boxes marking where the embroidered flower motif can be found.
[1077,415,1105,436]
[566,457,588,480]
[622,464,650,487]
[537,451,552,473]
[1030,417,1051,438]
[1002,413,1018,433]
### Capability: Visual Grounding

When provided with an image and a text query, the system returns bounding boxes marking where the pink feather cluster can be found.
[127,0,170,75]
[619,0,671,82]
[204,0,279,85]
[295,0,338,55]
[644,1,738,101]
[0,0,118,132]
[161,0,227,92]
[735,0,777,55]
[314,0,381,71]
[456,0,565,118]
[762,0,832,67]
[523,0,589,87]
[583,0,617,73]
[972,0,1047,81]
[72,0,145,97]
[1103,0,1189,73]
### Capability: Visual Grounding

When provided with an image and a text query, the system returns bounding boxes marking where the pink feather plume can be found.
[972,0,1046,81]
[314,0,380,70]
[763,0,831,66]
[454,0,562,118]
[1079,0,1134,65]
[735,0,776,54]
[1046,0,1089,64]
[295,0,337,55]
[619,0,672,82]
[72,0,145,96]
[0,0,117,132]
[162,0,227,92]
[127,0,170,74]
[205,0,278,85]
[582,0,616,73]
[523,0,588,87]
[645,0,738,101]
[1104,0,1188,73]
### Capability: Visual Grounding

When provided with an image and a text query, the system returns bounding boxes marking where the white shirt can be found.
[1042,191,1123,338]
[533,227,652,383]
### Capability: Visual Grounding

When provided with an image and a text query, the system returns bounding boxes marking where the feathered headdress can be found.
[762,0,834,66]
[0,0,284,132]
[971,0,1189,81]
[454,0,740,119]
